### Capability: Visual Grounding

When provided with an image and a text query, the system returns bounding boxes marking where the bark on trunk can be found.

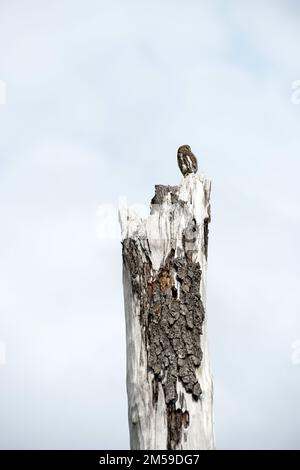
[119,173,214,450]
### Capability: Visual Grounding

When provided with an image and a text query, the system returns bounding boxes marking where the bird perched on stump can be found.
[177,145,198,177]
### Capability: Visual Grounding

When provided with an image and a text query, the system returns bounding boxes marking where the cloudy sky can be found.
[0,0,300,450]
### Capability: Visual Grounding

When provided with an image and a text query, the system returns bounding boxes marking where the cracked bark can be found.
[119,173,214,450]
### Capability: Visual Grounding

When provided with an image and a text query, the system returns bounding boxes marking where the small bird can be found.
[177,145,198,177]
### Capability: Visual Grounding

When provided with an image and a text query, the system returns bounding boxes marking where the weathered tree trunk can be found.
[119,173,214,450]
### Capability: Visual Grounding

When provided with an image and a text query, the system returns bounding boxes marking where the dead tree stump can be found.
[119,173,214,450]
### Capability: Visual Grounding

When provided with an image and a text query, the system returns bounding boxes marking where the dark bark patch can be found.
[151,185,179,207]
[167,404,190,450]
[203,205,211,259]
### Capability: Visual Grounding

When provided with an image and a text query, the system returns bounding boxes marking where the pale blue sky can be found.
[0,0,300,449]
